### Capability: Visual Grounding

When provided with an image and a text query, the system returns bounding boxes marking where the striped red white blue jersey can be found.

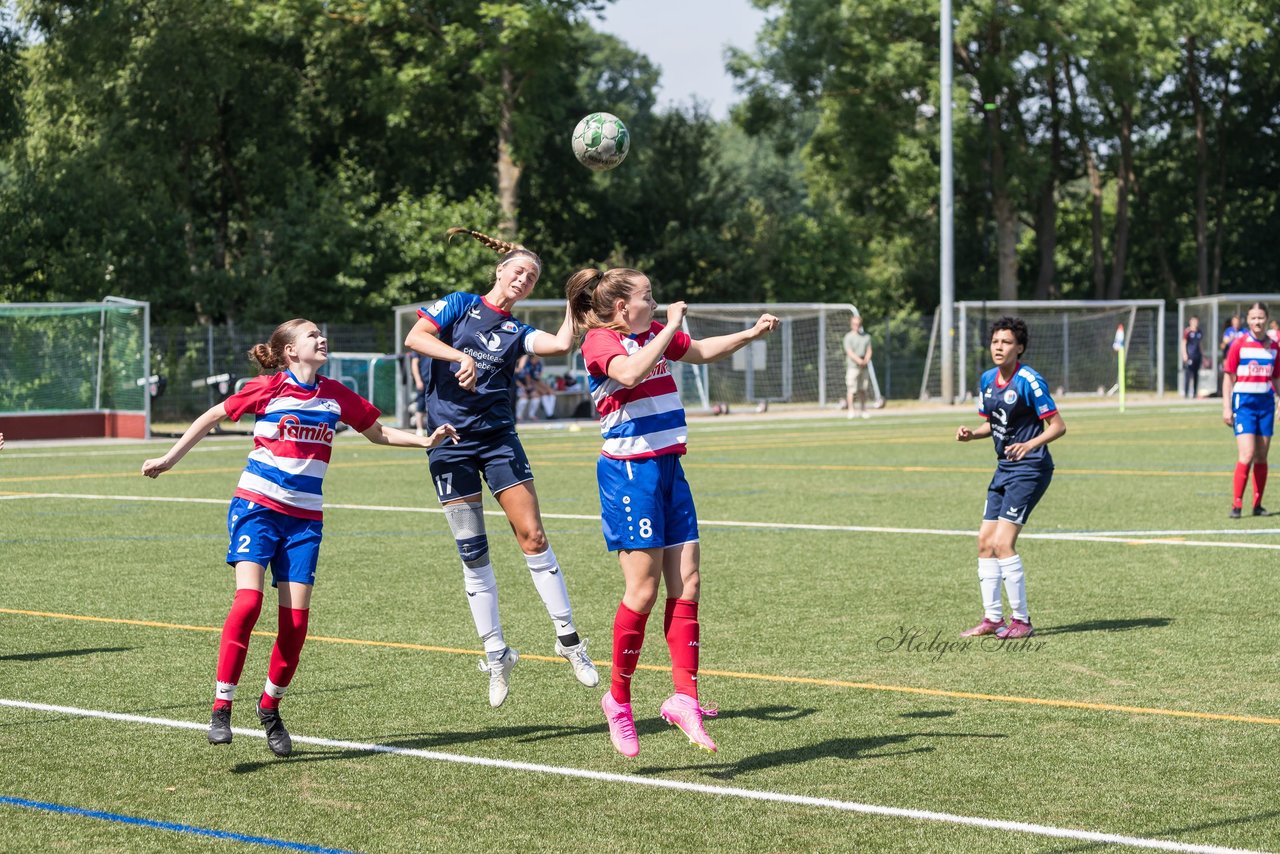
[1224,333,1280,398]
[222,371,381,521]
[582,322,692,459]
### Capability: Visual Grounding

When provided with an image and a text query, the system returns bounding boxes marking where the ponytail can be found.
[563,267,646,334]
[247,318,312,371]
[446,226,541,275]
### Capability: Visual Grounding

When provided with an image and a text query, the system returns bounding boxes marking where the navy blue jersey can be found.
[977,363,1058,469]
[417,293,538,436]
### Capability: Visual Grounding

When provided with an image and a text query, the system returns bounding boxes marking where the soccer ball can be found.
[572,112,630,171]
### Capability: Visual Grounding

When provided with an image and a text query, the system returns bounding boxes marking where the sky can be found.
[593,0,770,120]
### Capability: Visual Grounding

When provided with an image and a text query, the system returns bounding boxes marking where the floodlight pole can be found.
[939,0,955,404]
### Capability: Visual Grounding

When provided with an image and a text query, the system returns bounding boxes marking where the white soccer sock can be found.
[262,678,287,700]
[978,558,1003,622]
[516,397,530,420]
[540,394,556,417]
[462,562,506,654]
[999,554,1028,622]
[215,681,237,703]
[525,547,574,629]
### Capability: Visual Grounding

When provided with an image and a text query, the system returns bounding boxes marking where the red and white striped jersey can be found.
[1224,333,1280,396]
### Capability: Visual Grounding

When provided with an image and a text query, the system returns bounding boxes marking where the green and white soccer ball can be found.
[571,112,630,171]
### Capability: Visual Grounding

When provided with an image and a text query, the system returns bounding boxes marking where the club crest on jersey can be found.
[500,320,519,333]
[1003,389,1018,405]
[276,414,334,443]
[475,330,503,351]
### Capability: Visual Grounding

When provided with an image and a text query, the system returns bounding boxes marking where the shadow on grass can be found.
[1034,618,1172,637]
[0,646,134,662]
[1042,808,1280,853]
[227,704,817,774]
[635,730,1007,781]
[898,710,956,719]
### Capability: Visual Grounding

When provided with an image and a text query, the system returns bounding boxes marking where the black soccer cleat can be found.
[256,703,293,757]
[1254,505,1270,517]
[208,707,233,745]
[1228,507,1242,519]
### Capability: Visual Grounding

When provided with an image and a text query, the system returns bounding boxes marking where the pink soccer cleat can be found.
[601,692,639,758]
[660,693,718,753]
[959,618,1006,638]
[996,618,1034,639]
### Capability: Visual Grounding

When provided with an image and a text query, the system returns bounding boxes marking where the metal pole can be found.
[940,0,955,404]
[817,308,827,408]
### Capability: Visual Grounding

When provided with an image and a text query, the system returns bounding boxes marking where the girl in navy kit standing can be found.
[142,319,456,756]
[565,265,778,758]
[404,228,599,707]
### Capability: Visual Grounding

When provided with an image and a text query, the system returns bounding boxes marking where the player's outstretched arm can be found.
[405,317,477,391]
[362,421,458,449]
[683,313,780,365]
[141,403,227,477]
[606,302,688,388]
[530,302,575,357]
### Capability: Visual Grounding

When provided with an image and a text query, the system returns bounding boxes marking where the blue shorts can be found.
[428,429,533,502]
[597,454,699,552]
[983,464,1053,526]
[1233,395,1275,437]
[226,497,323,586]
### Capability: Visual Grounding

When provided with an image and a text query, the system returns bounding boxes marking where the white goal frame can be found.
[1176,294,1280,396]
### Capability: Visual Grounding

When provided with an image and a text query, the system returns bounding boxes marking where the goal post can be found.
[0,296,152,439]
[920,300,1166,402]
[393,300,874,424]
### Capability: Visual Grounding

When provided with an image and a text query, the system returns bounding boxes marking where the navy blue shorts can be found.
[225,497,323,586]
[597,454,699,552]
[983,465,1053,526]
[428,429,533,502]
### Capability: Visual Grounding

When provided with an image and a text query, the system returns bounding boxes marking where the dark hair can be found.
[446,227,541,279]
[248,318,313,370]
[1248,301,1270,318]
[990,316,1029,352]
[564,267,648,334]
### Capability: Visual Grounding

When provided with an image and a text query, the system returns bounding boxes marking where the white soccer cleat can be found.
[555,638,600,687]
[478,648,519,707]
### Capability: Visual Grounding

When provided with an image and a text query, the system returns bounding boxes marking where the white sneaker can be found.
[861,411,870,419]
[846,410,855,420]
[477,648,519,707]
[555,638,600,687]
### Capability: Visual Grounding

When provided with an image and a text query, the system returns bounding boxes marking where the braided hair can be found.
[446,227,542,276]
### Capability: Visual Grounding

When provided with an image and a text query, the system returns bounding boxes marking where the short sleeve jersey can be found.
[1223,333,1279,401]
[977,363,1058,470]
[843,329,872,368]
[582,322,692,459]
[222,371,381,520]
[1183,327,1203,362]
[417,293,538,435]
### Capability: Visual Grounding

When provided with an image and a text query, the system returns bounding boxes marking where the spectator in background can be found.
[1181,316,1204,399]
[1268,320,1280,343]
[843,313,874,420]
[1222,315,1244,367]
[409,352,430,436]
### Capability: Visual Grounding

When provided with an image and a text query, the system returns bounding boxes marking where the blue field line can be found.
[0,796,356,853]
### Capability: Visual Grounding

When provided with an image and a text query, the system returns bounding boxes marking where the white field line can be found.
[0,698,1265,854]
[3,492,1278,551]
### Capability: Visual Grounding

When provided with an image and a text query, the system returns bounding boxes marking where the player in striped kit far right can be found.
[1222,302,1280,518]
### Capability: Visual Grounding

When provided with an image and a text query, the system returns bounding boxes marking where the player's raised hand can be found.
[956,425,974,442]
[753,314,780,337]
[666,301,688,328]
[455,353,478,391]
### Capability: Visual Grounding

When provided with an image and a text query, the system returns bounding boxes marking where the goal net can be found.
[393,300,873,422]
[919,300,1166,401]
[0,297,152,439]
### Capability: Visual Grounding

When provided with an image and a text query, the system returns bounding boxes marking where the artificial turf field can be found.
[1,401,1278,853]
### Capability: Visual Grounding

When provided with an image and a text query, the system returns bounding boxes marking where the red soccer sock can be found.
[1233,462,1251,509]
[664,598,701,700]
[610,602,649,705]
[1254,463,1269,508]
[214,588,263,710]
[260,606,310,710]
